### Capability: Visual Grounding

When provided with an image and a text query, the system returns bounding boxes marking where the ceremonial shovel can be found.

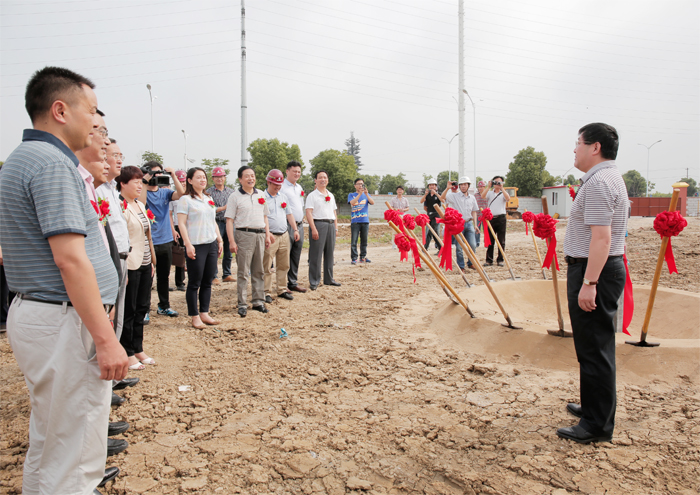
[434,205,520,329]
[525,209,547,280]
[482,214,520,281]
[541,197,571,338]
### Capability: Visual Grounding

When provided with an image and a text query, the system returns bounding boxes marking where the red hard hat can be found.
[266,169,284,184]
[174,170,186,182]
[212,167,226,177]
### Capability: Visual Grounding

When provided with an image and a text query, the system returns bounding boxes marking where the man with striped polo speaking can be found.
[558,123,629,444]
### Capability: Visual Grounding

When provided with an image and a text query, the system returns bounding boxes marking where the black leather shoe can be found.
[289,285,307,293]
[111,392,125,407]
[309,285,318,291]
[566,403,583,418]
[265,295,273,304]
[252,304,268,313]
[325,281,341,287]
[107,438,129,456]
[108,421,130,436]
[278,292,294,301]
[556,425,611,444]
[238,307,247,318]
[98,466,119,487]
[112,377,139,390]
[169,286,174,291]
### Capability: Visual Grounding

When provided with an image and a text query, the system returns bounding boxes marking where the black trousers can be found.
[121,265,152,357]
[424,214,440,250]
[185,241,219,316]
[567,256,625,437]
[485,214,506,263]
[153,242,173,310]
[0,264,11,326]
[174,226,186,288]
[287,221,304,289]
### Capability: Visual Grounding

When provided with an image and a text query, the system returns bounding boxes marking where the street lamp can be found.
[462,89,482,185]
[146,84,157,152]
[638,140,661,197]
[442,133,459,186]
[181,130,196,169]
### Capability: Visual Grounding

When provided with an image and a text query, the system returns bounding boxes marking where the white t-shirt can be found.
[485,190,507,216]
[305,189,337,220]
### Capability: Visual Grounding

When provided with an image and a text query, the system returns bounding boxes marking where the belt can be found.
[119,252,129,260]
[237,227,265,234]
[296,221,303,226]
[271,232,286,236]
[492,213,506,217]
[18,293,73,306]
[565,255,623,265]
[314,219,334,223]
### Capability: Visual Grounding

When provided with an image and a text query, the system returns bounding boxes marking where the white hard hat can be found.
[427,178,438,185]
[458,176,471,184]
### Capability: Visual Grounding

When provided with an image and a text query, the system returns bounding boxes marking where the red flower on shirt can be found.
[146,209,157,224]
[301,190,305,197]
[208,200,216,208]
[258,197,266,205]
[91,199,110,226]
[121,199,128,213]
[325,196,331,202]
[281,202,287,209]
[568,185,577,200]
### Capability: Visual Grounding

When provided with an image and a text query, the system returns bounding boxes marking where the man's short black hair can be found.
[144,160,162,171]
[354,178,364,184]
[578,123,619,160]
[238,165,253,179]
[492,175,505,183]
[286,160,302,170]
[396,185,404,192]
[25,67,95,123]
[314,170,328,179]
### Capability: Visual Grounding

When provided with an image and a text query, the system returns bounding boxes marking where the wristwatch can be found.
[582,278,598,286]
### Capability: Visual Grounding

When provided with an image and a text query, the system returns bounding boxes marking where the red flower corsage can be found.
[208,200,216,208]
[120,199,128,213]
[258,197,266,205]
[568,185,577,199]
[281,202,287,209]
[325,196,331,202]
[301,190,305,197]
[91,199,110,226]
[146,209,156,224]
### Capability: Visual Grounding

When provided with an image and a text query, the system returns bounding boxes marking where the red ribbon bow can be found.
[436,207,465,271]
[384,209,403,230]
[481,208,494,247]
[532,213,559,270]
[522,210,534,236]
[415,213,429,244]
[653,210,687,274]
[402,214,416,231]
[394,233,420,282]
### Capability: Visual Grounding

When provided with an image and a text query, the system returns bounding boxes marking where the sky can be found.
[1,0,698,194]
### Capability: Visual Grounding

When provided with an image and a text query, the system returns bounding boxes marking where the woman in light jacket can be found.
[177,167,223,329]
[117,166,157,370]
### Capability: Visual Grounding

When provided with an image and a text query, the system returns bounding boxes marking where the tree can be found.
[309,149,358,202]
[201,158,231,188]
[504,146,551,197]
[359,174,381,194]
[422,173,433,188]
[436,170,458,191]
[542,170,557,188]
[345,131,362,170]
[679,177,697,196]
[298,173,315,194]
[622,170,654,197]
[378,173,407,194]
[247,138,303,190]
[141,151,164,165]
[564,174,577,185]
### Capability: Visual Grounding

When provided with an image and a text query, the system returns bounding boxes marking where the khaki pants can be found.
[7,298,111,495]
[234,230,265,308]
[264,232,290,296]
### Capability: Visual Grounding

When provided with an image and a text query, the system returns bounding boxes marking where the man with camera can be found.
[348,178,374,264]
[479,175,510,266]
[420,178,442,252]
[139,161,185,317]
[441,176,479,271]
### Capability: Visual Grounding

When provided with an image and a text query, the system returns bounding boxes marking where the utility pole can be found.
[457,0,465,178]
[240,0,248,167]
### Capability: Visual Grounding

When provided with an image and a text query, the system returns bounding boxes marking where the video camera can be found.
[141,164,171,187]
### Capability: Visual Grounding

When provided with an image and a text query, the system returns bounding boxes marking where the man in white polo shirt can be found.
[225,166,273,317]
[280,160,308,293]
[557,123,628,444]
[441,176,479,271]
[479,175,510,266]
[305,170,340,290]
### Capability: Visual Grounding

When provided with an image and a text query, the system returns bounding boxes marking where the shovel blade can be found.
[547,329,573,338]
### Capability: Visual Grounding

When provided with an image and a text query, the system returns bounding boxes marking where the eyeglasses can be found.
[96,128,108,137]
[109,153,124,160]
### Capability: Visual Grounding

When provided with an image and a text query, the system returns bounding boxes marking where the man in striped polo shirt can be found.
[0,67,127,494]
[557,123,629,444]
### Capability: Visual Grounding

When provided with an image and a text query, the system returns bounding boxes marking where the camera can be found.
[451,181,458,186]
[493,180,502,186]
[141,165,171,187]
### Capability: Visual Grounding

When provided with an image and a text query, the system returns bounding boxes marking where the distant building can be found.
[542,185,578,218]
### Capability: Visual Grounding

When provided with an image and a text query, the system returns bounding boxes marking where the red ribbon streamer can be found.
[395,233,410,262]
[415,214,429,244]
[481,208,494,248]
[522,211,534,236]
[543,237,560,271]
[622,252,633,336]
[653,210,687,275]
[436,208,465,271]
[533,213,559,271]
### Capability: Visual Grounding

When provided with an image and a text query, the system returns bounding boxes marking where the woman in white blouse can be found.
[117,166,157,370]
[177,167,224,329]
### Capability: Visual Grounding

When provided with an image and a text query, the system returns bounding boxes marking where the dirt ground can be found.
[1,217,699,495]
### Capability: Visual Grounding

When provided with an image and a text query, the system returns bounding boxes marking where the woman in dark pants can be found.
[117,166,157,370]
[177,167,223,329]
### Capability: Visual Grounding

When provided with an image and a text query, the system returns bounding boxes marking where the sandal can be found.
[128,362,145,370]
[140,357,156,365]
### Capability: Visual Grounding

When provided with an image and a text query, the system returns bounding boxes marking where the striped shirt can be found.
[205,185,234,222]
[445,190,478,220]
[0,129,118,303]
[476,193,488,218]
[564,161,629,258]
[178,194,218,245]
[136,210,152,266]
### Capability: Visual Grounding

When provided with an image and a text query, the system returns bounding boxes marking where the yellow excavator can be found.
[505,187,521,218]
